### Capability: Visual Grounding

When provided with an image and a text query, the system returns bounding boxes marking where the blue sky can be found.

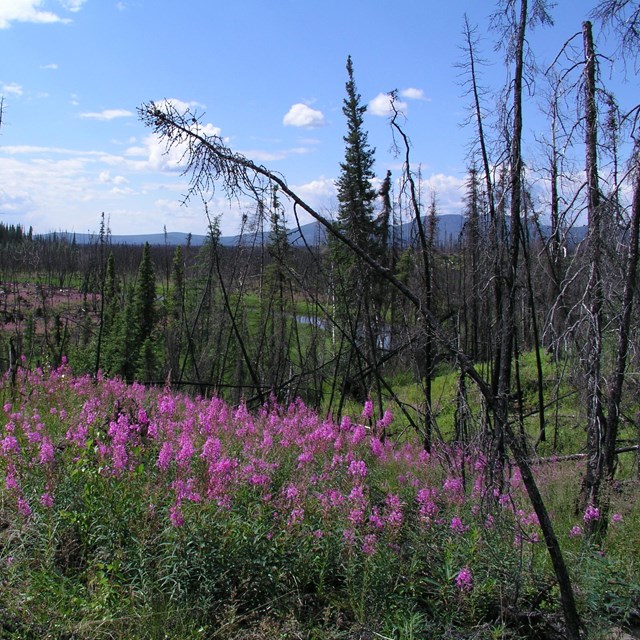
[0,1,635,237]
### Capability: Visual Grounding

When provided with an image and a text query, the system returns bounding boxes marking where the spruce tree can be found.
[335,55,378,254]
[134,242,156,346]
[330,56,382,410]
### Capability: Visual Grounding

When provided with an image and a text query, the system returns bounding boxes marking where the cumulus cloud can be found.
[2,83,23,96]
[154,97,206,113]
[0,1,64,28]
[419,173,466,215]
[60,0,87,12]
[80,109,134,121]
[283,103,326,128]
[401,87,431,101]
[369,92,407,117]
[0,0,86,28]
[98,170,128,185]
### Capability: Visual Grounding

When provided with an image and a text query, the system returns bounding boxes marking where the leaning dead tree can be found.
[139,96,582,638]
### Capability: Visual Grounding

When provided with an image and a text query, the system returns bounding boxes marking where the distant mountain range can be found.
[40,214,587,249]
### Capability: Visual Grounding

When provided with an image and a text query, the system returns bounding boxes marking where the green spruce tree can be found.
[330,56,382,411]
[335,55,378,256]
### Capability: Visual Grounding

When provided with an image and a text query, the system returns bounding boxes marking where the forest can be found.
[1,1,640,638]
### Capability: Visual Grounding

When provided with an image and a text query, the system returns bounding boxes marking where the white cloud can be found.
[0,1,66,28]
[400,87,431,102]
[237,146,312,163]
[116,2,127,11]
[80,108,134,121]
[369,93,408,117]
[0,0,85,28]
[60,0,87,12]
[419,173,466,215]
[295,177,336,200]
[283,103,325,128]
[98,170,128,185]
[154,97,206,113]
[40,63,58,70]
[2,83,23,96]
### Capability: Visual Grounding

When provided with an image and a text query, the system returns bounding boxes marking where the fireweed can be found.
[0,361,637,635]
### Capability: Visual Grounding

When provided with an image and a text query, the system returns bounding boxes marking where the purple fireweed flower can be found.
[249,473,270,486]
[385,493,404,528]
[283,484,299,501]
[287,508,305,527]
[200,436,221,462]
[158,395,176,416]
[455,567,473,591]
[66,423,89,448]
[443,477,463,496]
[584,505,600,522]
[450,516,469,534]
[1,435,20,455]
[348,484,366,504]
[156,441,173,470]
[611,513,623,524]
[362,533,377,556]
[17,497,31,517]
[369,507,385,530]
[169,503,184,527]
[348,508,365,526]
[361,399,373,420]
[40,492,54,508]
[569,525,583,538]
[343,528,356,546]
[5,466,19,491]
[348,459,368,478]
[351,424,367,445]
[173,478,201,503]
[376,409,393,430]
[370,437,384,458]
[297,450,314,465]
[176,432,195,467]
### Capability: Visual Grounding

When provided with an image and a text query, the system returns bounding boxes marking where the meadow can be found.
[0,360,638,639]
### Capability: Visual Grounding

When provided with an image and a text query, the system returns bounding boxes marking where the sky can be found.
[0,0,637,238]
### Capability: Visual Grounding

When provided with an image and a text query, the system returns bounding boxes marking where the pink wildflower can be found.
[348,459,368,478]
[362,533,377,556]
[351,424,367,445]
[569,525,583,538]
[611,513,623,524]
[169,503,184,527]
[39,437,55,465]
[376,409,393,430]
[17,497,31,517]
[287,508,305,527]
[450,516,469,534]
[455,567,473,591]
[361,399,373,420]
[156,441,173,470]
[370,437,384,458]
[40,492,54,508]
[584,505,600,522]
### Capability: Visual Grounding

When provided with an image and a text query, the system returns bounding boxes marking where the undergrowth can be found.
[0,361,638,638]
